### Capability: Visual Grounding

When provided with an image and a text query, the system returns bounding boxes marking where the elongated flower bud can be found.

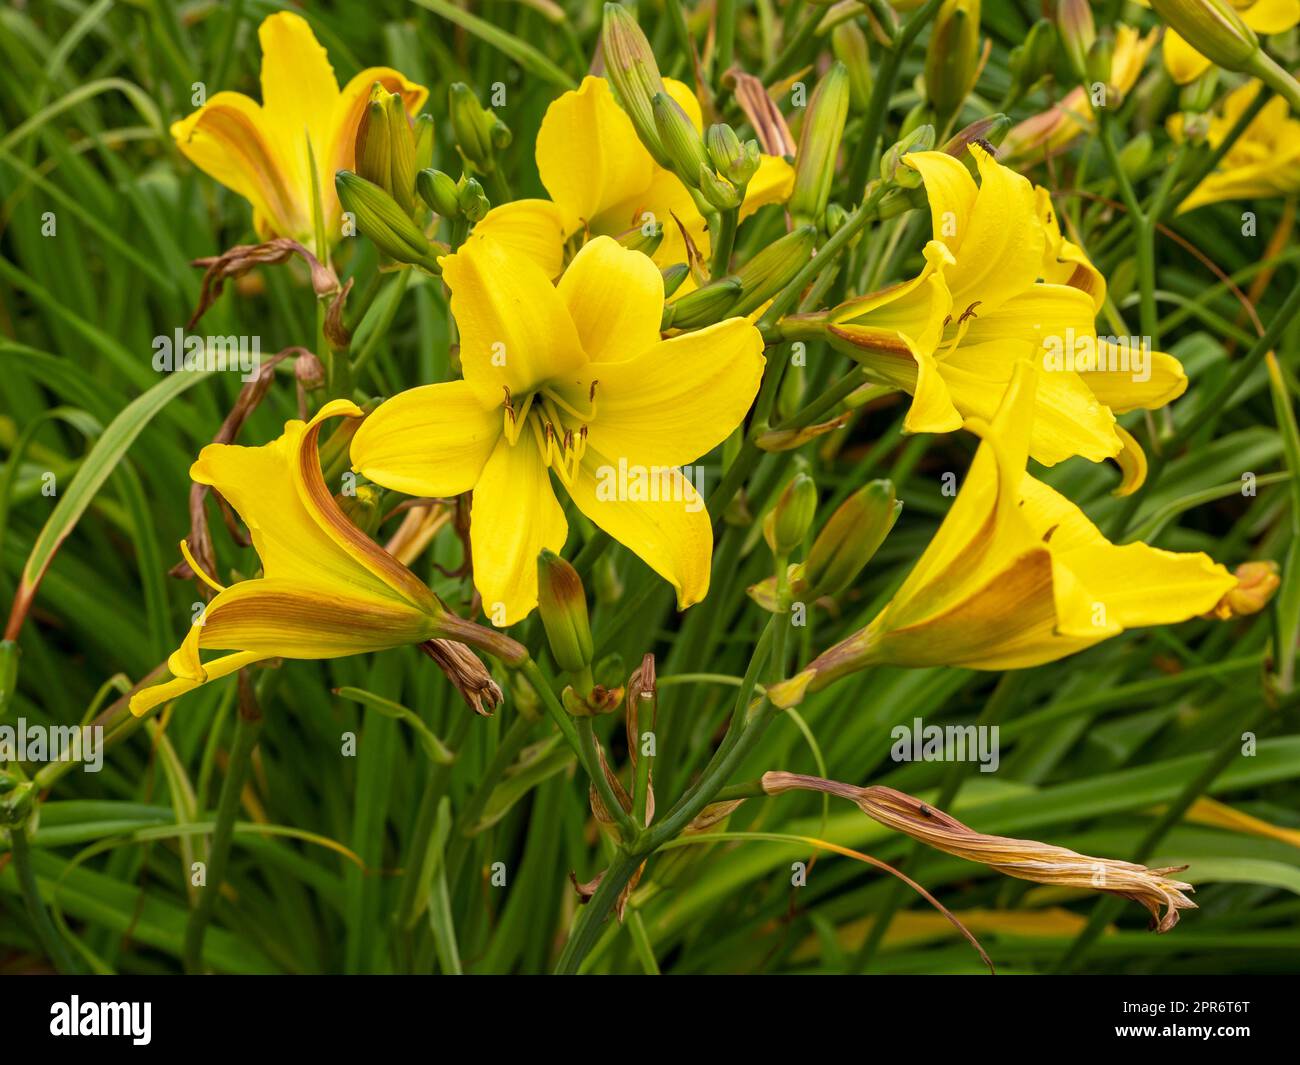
[450,82,508,174]
[618,219,663,256]
[538,550,593,674]
[1086,30,1115,95]
[941,113,1012,157]
[416,168,461,218]
[706,123,760,188]
[832,20,873,114]
[764,473,818,557]
[924,0,980,124]
[602,3,673,169]
[336,170,439,271]
[661,262,690,298]
[662,277,741,329]
[1006,20,1056,105]
[653,92,712,188]
[805,480,901,596]
[789,63,850,226]
[1057,0,1096,81]
[356,85,419,216]
[881,124,935,188]
[414,114,435,172]
[729,225,817,316]
[1149,0,1257,70]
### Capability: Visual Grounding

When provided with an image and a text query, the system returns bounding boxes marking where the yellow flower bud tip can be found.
[763,473,818,558]
[1211,560,1281,619]
[790,62,850,225]
[537,549,594,674]
[806,479,901,596]
[1150,0,1258,70]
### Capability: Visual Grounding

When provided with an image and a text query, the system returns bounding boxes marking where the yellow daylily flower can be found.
[1160,0,1300,83]
[349,235,765,625]
[1169,81,1300,210]
[789,146,1184,471]
[130,400,516,717]
[171,11,427,248]
[768,362,1237,707]
[474,75,794,275]
[1001,27,1159,163]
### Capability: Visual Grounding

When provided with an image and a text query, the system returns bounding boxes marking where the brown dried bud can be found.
[419,639,504,716]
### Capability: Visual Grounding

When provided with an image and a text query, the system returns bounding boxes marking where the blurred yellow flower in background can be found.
[171,11,426,249]
[1170,81,1300,209]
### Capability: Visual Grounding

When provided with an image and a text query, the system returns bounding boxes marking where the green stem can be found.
[710,208,739,279]
[182,701,263,973]
[11,820,78,973]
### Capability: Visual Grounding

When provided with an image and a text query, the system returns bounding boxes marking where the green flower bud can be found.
[881,124,935,187]
[450,82,500,173]
[1086,31,1115,95]
[777,359,806,421]
[618,218,664,256]
[416,168,462,218]
[458,177,490,222]
[661,262,691,298]
[1149,0,1257,71]
[1057,0,1096,81]
[805,479,901,595]
[1006,20,1057,106]
[790,62,850,226]
[831,20,873,114]
[356,85,418,216]
[924,0,981,124]
[706,124,760,187]
[0,639,17,717]
[730,224,817,316]
[1180,69,1221,113]
[538,550,593,674]
[414,113,435,172]
[662,277,742,329]
[602,3,674,169]
[824,202,851,236]
[941,113,1012,157]
[1119,131,1153,179]
[336,170,439,271]
[763,473,818,558]
[337,484,384,537]
[653,91,712,188]
[0,778,34,827]
[697,165,743,210]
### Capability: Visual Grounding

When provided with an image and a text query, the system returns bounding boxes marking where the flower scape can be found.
[1,0,1299,980]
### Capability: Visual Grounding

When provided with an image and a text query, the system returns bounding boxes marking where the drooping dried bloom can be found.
[762,773,1198,932]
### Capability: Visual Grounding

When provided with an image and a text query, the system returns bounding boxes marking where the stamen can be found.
[541,383,598,423]
[180,538,227,594]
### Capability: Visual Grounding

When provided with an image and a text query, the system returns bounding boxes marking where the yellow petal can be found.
[470,436,568,625]
[1111,423,1149,496]
[171,92,304,240]
[198,577,437,657]
[556,236,664,363]
[1242,0,1300,34]
[473,199,576,278]
[585,317,765,468]
[439,233,588,406]
[610,164,709,266]
[130,650,267,717]
[1035,186,1106,310]
[351,381,502,497]
[536,75,656,228]
[959,282,1099,352]
[740,153,796,220]
[257,12,340,209]
[1079,345,1188,413]
[1018,475,1236,626]
[938,340,1121,464]
[567,447,712,609]
[1162,29,1212,85]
